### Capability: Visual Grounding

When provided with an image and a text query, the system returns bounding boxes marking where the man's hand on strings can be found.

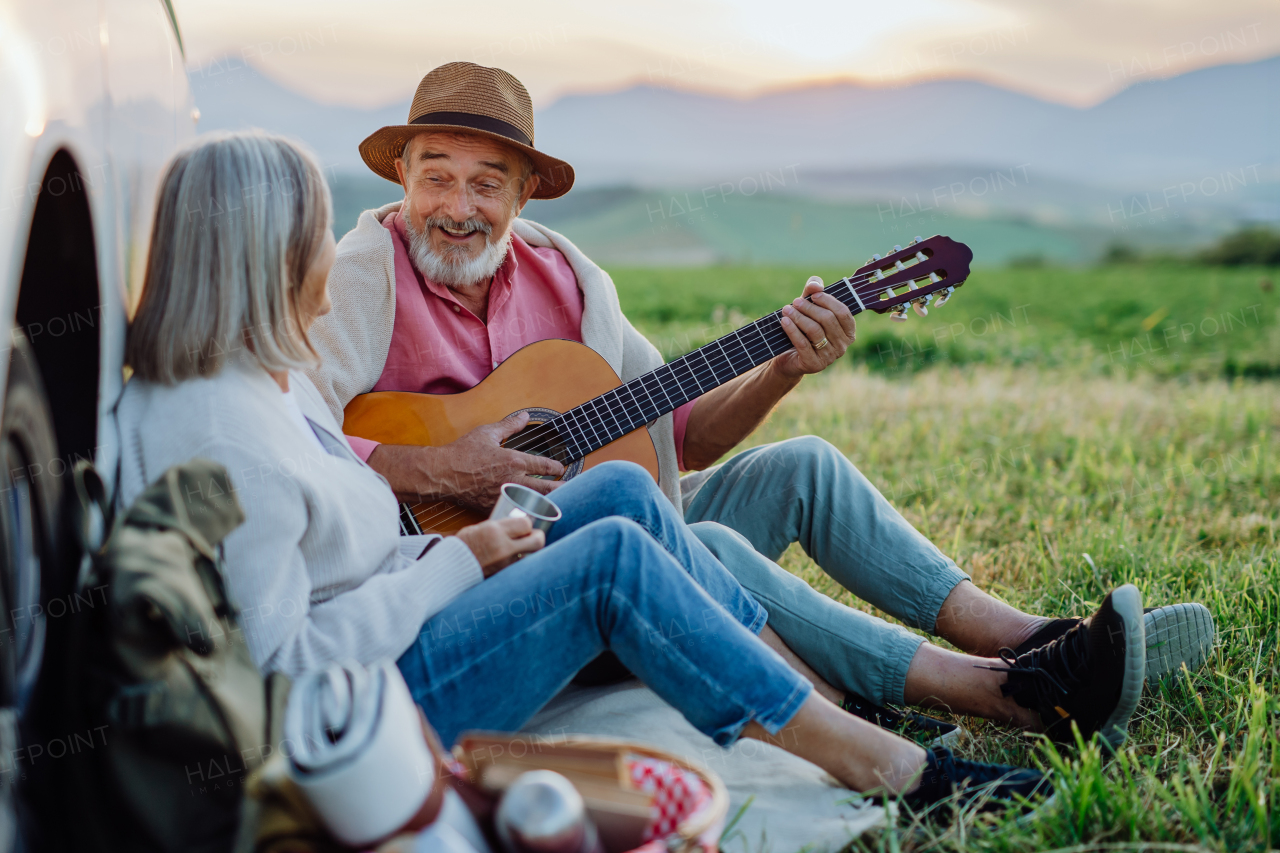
[366,411,563,511]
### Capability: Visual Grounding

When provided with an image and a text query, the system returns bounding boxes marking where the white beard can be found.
[403,211,514,289]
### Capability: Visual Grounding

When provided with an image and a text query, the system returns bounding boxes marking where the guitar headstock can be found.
[850,235,973,320]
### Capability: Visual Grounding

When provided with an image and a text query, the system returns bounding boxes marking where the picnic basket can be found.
[454,732,730,853]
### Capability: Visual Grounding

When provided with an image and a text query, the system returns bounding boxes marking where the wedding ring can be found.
[813,337,830,351]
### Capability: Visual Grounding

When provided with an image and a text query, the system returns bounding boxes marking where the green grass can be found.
[612,263,1278,850]
[722,365,1278,851]
[609,264,1280,378]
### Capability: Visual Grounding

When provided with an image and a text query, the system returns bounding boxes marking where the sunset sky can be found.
[170,0,1277,108]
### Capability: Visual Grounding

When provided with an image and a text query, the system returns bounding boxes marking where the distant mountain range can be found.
[189,54,1280,264]
[538,59,1280,190]
[191,54,1279,191]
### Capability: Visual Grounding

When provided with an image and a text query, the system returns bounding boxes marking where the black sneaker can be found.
[900,745,1050,813]
[992,584,1145,749]
[1015,603,1215,686]
[841,693,963,747]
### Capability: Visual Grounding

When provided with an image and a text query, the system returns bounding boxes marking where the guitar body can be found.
[343,235,976,535]
[343,339,661,533]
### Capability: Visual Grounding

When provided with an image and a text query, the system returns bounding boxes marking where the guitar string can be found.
[499,266,914,458]
[403,266,936,530]
[503,273,875,458]
[404,267,936,532]
[404,265,942,530]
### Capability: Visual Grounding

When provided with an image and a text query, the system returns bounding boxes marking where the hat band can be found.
[410,111,532,148]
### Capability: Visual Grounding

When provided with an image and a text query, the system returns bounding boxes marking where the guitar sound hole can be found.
[501,409,585,481]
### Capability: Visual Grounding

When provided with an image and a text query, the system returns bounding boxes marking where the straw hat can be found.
[359,62,574,199]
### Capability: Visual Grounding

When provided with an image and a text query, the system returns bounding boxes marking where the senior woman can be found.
[116,132,1047,811]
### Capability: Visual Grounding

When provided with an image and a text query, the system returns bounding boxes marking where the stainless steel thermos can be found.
[494,770,604,853]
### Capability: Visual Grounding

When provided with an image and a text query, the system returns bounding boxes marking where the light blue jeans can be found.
[683,436,971,706]
[396,461,812,747]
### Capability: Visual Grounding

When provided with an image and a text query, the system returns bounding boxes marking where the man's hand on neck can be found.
[680,277,856,470]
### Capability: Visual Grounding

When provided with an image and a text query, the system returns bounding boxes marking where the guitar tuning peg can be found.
[889,304,909,322]
[893,245,902,252]
[873,253,882,261]
[933,286,956,307]
[912,295,931,317]
[914,235,923,243]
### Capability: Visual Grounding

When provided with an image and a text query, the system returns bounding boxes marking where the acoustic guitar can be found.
[344,235,974,534]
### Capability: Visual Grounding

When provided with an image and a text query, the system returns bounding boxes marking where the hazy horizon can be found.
[170,0,1278,110]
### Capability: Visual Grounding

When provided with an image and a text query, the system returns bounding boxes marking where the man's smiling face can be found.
[394,131,540,287]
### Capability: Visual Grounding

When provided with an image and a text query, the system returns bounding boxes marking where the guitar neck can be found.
[552,277,869,461]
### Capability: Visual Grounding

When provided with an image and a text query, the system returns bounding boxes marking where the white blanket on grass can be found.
[519,681,883,853]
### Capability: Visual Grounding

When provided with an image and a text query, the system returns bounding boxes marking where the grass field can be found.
[610,265,1279,851]
[611,264,1280,379]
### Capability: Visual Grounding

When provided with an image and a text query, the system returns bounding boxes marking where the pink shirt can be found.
[345,211,694,467]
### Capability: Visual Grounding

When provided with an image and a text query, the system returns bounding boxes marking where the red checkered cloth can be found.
[626,754,714,844]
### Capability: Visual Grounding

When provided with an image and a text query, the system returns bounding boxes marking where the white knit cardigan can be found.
[115,358,484,678]
[304,203,683,509]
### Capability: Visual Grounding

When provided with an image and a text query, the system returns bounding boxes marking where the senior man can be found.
[306,62,1214,745]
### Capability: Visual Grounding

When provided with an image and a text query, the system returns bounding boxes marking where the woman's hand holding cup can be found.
[454,517,544,576]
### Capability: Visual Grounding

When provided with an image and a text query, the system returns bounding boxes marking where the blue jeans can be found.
[683,436,971,706]
[397,461,811,747]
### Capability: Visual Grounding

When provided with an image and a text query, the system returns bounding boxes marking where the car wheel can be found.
[0,332,62,849]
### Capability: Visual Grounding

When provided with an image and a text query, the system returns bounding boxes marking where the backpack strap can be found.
[72,462,112,592]
[124,461,245,556]
[72,462,111,552]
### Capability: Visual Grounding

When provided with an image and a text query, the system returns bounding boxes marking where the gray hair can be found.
[127,131,332,383]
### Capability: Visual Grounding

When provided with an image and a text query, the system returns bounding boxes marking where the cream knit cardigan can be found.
[305,202,683,509]
[115,359,484,678]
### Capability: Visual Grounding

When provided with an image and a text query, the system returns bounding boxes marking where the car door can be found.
[98,0,194,493]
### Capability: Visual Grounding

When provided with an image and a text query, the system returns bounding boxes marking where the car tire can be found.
[0,331,63,852]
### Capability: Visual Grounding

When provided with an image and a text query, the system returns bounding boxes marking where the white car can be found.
[0,0,193,846]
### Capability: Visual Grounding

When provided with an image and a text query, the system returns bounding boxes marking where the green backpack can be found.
[59,460,289,853]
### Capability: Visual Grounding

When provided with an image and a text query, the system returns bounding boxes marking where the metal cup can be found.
[489,483,561,534]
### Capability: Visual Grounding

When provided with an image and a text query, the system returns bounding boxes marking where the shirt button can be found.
[451,305,460,313]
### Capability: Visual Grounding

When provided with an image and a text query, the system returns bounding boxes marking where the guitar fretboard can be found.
[528,276,870,462]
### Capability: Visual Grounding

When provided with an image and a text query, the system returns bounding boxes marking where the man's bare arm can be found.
[682,277,856,471]
[681,361,802,471]
[366,412,563,510]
